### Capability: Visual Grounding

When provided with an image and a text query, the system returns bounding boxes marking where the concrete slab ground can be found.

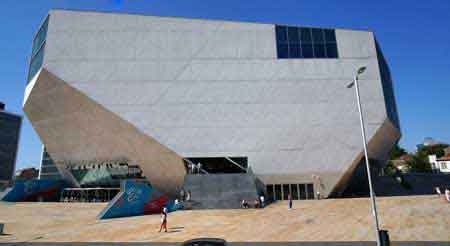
[0,195,449,242]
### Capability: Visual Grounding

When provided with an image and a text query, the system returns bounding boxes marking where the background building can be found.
[14,167,39,180]
[23,10,400,199]
[429,154,450,173]
[0,102,22,187]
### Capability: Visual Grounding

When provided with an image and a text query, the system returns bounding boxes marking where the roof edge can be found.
[48,8,372,32]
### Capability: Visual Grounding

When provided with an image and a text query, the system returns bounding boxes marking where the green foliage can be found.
[405,155,432,173]
[416,144,448,159]
[388,144,407,160]
[385,143,449,174]
[383,160,397,176]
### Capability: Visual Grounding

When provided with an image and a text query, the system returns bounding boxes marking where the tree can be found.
[405,155,432,173]
[388,144,407,160]
[383,160,397,176]
[416,144,448,159]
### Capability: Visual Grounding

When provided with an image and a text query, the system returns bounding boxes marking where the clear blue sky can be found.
[1,0,449,170]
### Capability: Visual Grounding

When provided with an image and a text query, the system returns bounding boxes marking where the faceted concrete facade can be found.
[23,9,400,197]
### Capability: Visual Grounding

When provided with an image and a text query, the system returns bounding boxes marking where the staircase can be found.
[182,173,261,209]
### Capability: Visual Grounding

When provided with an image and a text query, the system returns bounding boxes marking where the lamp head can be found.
[357,66,367,75]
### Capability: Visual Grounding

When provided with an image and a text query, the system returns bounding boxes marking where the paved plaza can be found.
[0,195,449,242]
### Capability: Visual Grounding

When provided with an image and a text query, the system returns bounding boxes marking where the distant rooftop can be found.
[437,155,450,161]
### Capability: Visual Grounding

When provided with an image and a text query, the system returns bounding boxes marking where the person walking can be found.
[198,162,202,174]
[180,188,185,201]
[288,193,293,209]
[159,207,168,232]
[435,187,442,197]
[186,190,191,201]
[445,188,450,203]
[260,195,265,208]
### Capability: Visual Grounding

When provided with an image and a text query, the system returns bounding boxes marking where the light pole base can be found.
[379,230,390,246]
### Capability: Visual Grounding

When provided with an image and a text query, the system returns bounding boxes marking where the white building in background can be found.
[429,155,450,173]
[23,9,401,198]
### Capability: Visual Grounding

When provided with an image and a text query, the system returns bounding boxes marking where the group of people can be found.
[187,162,203,174]
[435,187,450,202]
[241,195,265,209]
[60,196,107,203]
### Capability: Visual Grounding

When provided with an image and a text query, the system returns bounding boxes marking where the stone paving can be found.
[0,195,449,242]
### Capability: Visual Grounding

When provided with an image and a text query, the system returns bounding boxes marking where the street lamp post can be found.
[348,66,382,246]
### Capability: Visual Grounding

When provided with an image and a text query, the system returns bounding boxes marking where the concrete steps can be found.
[182,173,261,209]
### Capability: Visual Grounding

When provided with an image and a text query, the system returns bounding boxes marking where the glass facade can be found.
[0,111,22,183]
[375,40,400,129]
[27,16,49,83]
[39,148,62,180]
[275,25,338,59]
[266,183,314,201]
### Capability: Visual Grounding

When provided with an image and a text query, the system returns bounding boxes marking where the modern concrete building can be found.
[0,102,22,186]
[23,9,400,199]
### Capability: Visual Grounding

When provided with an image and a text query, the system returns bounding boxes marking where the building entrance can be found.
[266,183,315,201]
[183,157,247,174]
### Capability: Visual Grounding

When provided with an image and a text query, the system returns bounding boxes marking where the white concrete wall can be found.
[24,10,400,196]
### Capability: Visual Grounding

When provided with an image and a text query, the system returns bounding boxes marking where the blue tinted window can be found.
[326,43,338,58]
[275,25,338,59]
[275,25,288,43]
[314,44,326,58]
[277,44,289,59]
[301,44,314,58]
[31,16,49,58]
[300,28,312,43]
[289,44,301,58]
[324,29,336,43]
[28,15,49,84]
[28,44,45,82]
[312,28,325,44]
[287,26,300,43]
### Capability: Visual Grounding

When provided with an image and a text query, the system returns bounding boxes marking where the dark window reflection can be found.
[275,25,338,59]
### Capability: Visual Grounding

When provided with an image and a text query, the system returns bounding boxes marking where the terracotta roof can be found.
[437,155,450,161]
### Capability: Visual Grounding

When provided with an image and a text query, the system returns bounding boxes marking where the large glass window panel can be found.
[275,25,288,43]
[28,44,45,82]
[291,184,299,200]
[314,44,326,58]
[306,183,314,199]
[289,44,301,58]
[287,26,300,43]
[301,44,314,58]
[31,16,49,58]
[324,29,337,43]
[299,184,306,199]
[283,184,290,200]
[326,43,339,58]
[277,44,289,59]
[312,28,325,44]
[300,28,312,43]
[266,185,274,201]
[275,184,282,200]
